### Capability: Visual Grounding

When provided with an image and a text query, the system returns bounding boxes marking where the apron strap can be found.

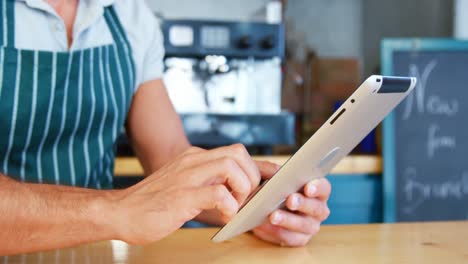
[103,6,136,88]
[0,0,15,47]
[104,7,132,52]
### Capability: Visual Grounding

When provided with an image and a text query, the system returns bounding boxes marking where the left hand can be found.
[251,161,331,247]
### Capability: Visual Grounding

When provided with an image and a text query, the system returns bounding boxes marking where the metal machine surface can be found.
[161,19,294,148]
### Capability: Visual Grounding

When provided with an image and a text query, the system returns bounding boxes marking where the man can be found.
[0,0,331,255]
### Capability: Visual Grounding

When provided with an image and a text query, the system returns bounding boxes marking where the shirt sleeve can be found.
[114,0,165,91]
[140,16,165,85]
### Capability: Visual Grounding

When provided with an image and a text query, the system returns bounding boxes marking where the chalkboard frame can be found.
[381,38,468,222]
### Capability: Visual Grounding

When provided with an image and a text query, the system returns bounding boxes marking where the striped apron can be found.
[0,1,136,189]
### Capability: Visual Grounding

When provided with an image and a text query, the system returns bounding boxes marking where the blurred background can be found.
[116,0,468,225]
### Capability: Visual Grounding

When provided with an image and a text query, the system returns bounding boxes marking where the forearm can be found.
[126,79,191,175]
[0,174,117,255]
[130,132,191,175]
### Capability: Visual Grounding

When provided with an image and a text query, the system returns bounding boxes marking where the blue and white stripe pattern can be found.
[20,51,39,181]
[0,2,136,189]
[2,51,22,176]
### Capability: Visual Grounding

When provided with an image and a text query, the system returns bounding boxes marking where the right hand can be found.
[109,144,261,244]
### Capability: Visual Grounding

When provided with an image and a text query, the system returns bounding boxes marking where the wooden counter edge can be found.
[114,155,382,177]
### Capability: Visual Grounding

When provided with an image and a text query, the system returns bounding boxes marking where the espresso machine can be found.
[163,20,283,114]
[161,19,294,152]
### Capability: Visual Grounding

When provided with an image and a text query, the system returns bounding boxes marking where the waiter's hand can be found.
[252,161,331,247]
[110,144,260,244]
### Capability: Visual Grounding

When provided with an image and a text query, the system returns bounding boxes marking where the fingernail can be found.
[307,184,317,196]
[271,211,282,225]
[290,195,300,210]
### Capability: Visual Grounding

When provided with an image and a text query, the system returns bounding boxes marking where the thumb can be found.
[254,160,281,180]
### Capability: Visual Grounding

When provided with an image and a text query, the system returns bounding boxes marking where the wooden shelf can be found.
[114,155,382,177]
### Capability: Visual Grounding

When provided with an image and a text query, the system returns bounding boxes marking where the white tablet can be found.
[212,75,417,243]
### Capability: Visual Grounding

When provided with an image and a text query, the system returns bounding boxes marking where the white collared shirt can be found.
[13,0,164,90]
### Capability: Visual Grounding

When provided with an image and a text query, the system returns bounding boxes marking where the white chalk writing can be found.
[402,60,437,119]
[426,95,459,117]
[427,124,456,159]
[402,167,468,214]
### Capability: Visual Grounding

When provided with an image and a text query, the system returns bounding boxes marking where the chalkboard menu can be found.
[382,39,468,222]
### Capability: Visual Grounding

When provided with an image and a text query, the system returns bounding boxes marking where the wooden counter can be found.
[115,155,382,177]
[2,222,467,263]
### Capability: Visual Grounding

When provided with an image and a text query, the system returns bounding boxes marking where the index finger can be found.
[254,160,281,180]
[185,157,252,204]
[186,144,261,192]
[304,178,331,201]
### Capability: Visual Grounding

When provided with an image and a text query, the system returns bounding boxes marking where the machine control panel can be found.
[162,19,285,58]
[201,26,230,48]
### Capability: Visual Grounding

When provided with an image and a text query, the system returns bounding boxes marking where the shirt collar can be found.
[15,0,116,21]
[16,0,116,7]
[16,0,116,43]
